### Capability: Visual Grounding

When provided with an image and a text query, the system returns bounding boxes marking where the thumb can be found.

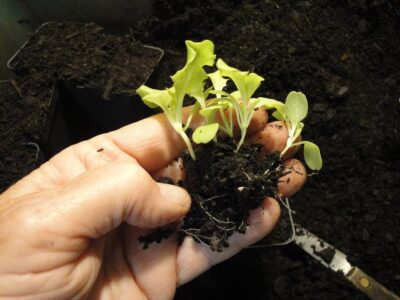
[50,162,191,238]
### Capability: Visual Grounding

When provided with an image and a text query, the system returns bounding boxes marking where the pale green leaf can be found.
[303,141,323,170]
[137,85,161,108]
[193,123,219,144]
[294,122,304,139]
[208,70,228,98]
[209,90,230,97]
[272,110,285,120]
[172,40,215,105]
[230,91,241,101]
[199,105,224,120]
[254,97,285,111]
[285,91,308,127]
[216,59,264,102]
[190,83,207,108]
[137,85,172,110]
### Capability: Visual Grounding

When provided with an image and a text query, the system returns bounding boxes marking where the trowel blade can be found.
[293,224,400,300]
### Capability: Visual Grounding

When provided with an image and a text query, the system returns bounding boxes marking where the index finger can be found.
[106,107,268,172]
[106,113,186,172]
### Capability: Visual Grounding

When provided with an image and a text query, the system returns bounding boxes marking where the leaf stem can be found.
[236,127,247,152]
[177,128,196,160]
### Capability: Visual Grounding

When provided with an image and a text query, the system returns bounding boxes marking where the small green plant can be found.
[137,40,215,160]
[270,91,323,170]
[136,39,322,170]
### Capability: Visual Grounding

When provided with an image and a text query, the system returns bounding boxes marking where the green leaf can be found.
[253,97,285,112]
[216,59,264,102]
[285,91,308,127]
[294,122,304,139]
[172,40,215,106]
[190,84,207,108]
[200,105,225,119]
[230,91,241,102]
[193,123,219,144]
[272,110,285,120]
[199,105,224,124]
[208,70,228,98]
[137,85,172,110]
[303,141,323,170]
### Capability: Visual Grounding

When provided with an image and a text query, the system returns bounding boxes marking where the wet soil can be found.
[0,75,52,192]
[141,141,285,252]
[133,0,400,299]
[9,22,162,98]
[180,142,284,252]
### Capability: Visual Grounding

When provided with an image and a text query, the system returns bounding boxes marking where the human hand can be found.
[0,109,305,300]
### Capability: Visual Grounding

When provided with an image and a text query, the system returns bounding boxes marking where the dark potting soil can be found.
[10,22,161,98]
[0,76,52,192]
[181,142,284,252]
[0,144,39,193]
[133,0,400,299]
[141,141,285,251]
[0,75,55,143]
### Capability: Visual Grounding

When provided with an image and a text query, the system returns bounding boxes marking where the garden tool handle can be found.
[347,267,400,300]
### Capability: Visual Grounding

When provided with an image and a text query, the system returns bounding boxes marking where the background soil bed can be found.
[0,1,399,299]
[132,1,400,299]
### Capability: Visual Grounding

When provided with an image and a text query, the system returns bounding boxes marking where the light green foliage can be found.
[193,123,220,144]
[199,59,266,150]
[280,92,322,170]
[207,70,227,98]
[303,141,323,170]
[137,40,215,160]
[285,91,308,127]
[137,39,322,170]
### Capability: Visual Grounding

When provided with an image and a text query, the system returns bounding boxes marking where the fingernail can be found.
[263,197,281,219]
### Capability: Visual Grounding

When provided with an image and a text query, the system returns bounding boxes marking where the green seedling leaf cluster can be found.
[137,40,215,159]
[136,40,322,170]
[273,92,322,170]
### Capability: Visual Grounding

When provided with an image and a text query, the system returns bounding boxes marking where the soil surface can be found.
[141,141,286,252]
[133,1,400,299]
[0,76,52,192]
[9,22,162,98]
[181,141,284,252]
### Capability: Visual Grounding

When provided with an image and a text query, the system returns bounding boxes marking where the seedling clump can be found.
[137,40,322,251]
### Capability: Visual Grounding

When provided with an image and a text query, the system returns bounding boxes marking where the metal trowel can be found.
[293,224,400,300]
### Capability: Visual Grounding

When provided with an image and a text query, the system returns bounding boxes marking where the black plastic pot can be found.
[44,82,104,158]
[6,22,53,74]
[7,21,164,133]
[63,44,164,132]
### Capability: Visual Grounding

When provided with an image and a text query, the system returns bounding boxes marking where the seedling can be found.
[137,39,322,170]
[272,91,323,170]
[137,40,216,160]
[136,40,323,251]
